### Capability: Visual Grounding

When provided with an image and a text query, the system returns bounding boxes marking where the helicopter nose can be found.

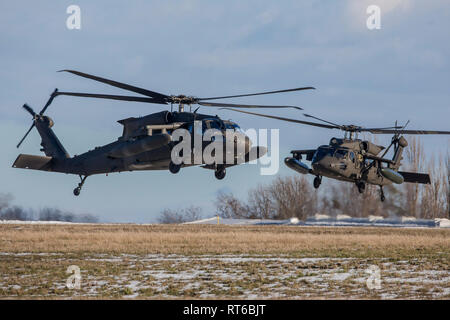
[312,160,326,173]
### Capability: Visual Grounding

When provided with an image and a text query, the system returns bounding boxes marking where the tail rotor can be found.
[16,89,58,148]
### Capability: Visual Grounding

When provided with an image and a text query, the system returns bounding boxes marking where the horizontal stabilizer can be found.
[398,171,431,184]
[12,154,53,171]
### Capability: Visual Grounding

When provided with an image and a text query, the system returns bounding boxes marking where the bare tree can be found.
[247,185,276,219]
[215,176,317,221]
[323,182,385,218]
[443,151,450,218]
[0,193,30,220]
[158,206,203,224]
[420,155,447,219]
[215,191,248,219]
[183,206,203,222]
[403,136,425,217]
[0,193,13,212]
[0,205,30,220]
[268,176,317,220]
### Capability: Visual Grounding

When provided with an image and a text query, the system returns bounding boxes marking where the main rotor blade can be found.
[58,70,169,101]
[22,104,36,116]
[362,126,404,130]
[16,123,35,148]
[199,102,303,110]
[39,88,59,115]
[302,114,405,132]
[198,87,315,101]
[55,92,168,105]
[303,113,343,128]
[361,128,450,135]
[222,108,339,129]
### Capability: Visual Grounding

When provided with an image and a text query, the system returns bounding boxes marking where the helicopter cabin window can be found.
[335,149,348,160]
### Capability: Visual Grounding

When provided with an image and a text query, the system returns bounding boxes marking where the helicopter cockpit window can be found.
[207,120,223,130]
[184,122,204,135]
[335,149,348,160]
[349,151,355,163]
[312,147,334,162]
[225,122,242,131]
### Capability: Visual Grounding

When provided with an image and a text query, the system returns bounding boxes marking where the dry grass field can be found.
[0,224,449,299]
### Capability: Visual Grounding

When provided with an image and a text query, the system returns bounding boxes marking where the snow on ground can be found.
[0,220,85,225]
[1,253,448,299]
[185,215,450,228]
[1,215,449,228]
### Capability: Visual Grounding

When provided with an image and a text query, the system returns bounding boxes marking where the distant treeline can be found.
[0,193,98,223]
[159,137,449,223]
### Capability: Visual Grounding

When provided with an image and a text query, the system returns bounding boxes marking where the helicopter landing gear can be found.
[215,165,226,180]
[313,176,322,189]
[169,161,181,174]
[380,186,385,202]
[356,181,365,194]
[73,175,88,196]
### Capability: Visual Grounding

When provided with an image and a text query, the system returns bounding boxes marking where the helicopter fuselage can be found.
[287,137,395,187]
[15,110,261,176]
[310,145,391,186]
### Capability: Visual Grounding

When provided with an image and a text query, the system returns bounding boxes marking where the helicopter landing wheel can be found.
[215,166,226,180]
[357,181,365,194]
[73,187,81,196]
[313,176,321,189]
[380,186,385,202]
[73,175,88,197]
[169,161,181,174]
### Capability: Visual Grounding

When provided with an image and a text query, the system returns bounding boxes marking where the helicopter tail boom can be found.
[33,116,70,159]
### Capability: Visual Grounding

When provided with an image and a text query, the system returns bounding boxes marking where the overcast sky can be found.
[0,0,449,222]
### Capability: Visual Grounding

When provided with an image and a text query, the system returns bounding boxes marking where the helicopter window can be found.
[335,149,348,159]
[225,122,242,131]
[183,123,193,134]
[312,147,334,162]
[185,121,204,135]
[207,120,223,130]
[349,152,355,163]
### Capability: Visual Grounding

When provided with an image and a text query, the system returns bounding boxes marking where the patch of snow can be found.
[187,215,445,228]
[368,215,384,222]
[311,214,331,220]
[290,217,300,224]
[0,220,82,225]
[336,214,352,220]
[436,218,450,228]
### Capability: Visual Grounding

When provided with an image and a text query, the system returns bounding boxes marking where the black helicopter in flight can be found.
[13,70,314,196]
[223,108,450,202]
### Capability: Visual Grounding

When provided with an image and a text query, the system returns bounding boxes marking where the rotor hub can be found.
[169,95,198,105]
